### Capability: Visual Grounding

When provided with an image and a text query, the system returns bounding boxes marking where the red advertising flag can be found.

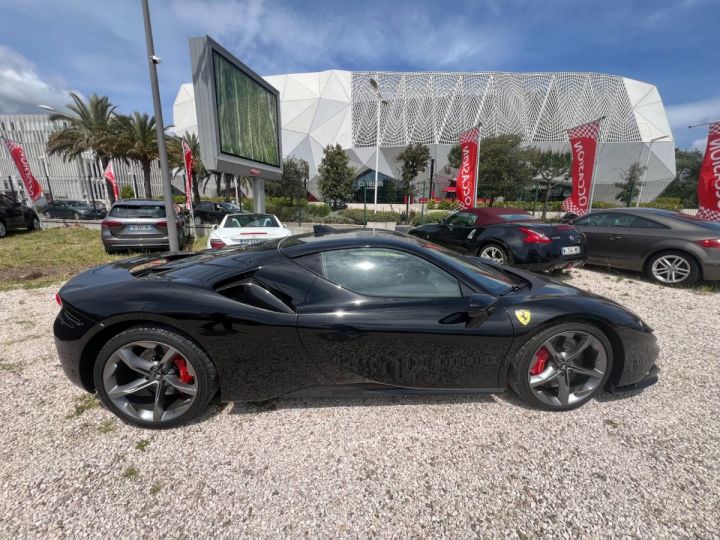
[2,138,44,203]
[455,127,480,209]
[181,138,194,210]
[103,162,119,201]
[561,121,601,217]
[697,122,720,221]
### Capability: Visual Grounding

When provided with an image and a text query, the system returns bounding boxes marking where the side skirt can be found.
[276,383,505,400]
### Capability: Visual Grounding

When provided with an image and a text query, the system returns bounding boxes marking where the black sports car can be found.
[54,229,659,428]
[409,207,587,272]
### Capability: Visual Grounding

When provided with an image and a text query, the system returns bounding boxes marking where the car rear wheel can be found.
[94,326,218,429]
[193,216,202,226]
[646,251,699,286]
[510,322,612,411]
[28,216,41,230]
[478,243,510,265]
[0,221,6,238]
[73,212,80,220]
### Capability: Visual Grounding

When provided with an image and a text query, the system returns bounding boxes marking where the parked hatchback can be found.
[102,200,190,253]
[45,199,106,220]
[0,194,41,237]
[192,201,243,225]
[571,208,720,286]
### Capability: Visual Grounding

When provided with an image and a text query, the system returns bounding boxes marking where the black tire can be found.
[0,220,6,238]
[477,243,511,265]
[646,250,700,286]
[93,326,219,429]
[509,321,613,411]
[27,216,41,231]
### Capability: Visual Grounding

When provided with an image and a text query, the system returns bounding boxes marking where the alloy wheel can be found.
[0,222,6,237]
[194,217,202,226]
[32,217,40,230]
[102,340,198,424]
[528,330,607,407]
[651,255,690,284]
[480,245,506,263]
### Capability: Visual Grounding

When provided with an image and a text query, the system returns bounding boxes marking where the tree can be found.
[528,149,571,219]
[476,135,534,204]
[395,143,430,221]
[266,156,308,205]
[614,162,645,206]
[660,148,703,207]
[317,144,355,204]
[167,132,208,203]
[46,93,116,200]
[446,144,462,171]
[112,112,160,199]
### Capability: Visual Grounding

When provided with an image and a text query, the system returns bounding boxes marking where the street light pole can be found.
[141,0,179,251]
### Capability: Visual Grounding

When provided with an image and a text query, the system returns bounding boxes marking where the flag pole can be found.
[473,123,482,208]
[688,120,720,129]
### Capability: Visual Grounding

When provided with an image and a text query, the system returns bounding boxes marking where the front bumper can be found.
[613,325,660,387]
[611,364,660,392]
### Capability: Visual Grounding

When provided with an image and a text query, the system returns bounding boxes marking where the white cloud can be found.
[692,137,708,151]
[665,95,720,137]
[170,0,512,75]
[0,45,77,113]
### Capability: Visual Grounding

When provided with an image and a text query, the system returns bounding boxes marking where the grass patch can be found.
[67,394,101,419]
[121,466,139,480]
[98,419,117,434]
[135,438,152,452]
[150,482,162,495]
[0,227,204,291]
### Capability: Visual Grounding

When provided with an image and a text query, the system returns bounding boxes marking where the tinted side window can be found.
[319,248,462,298]
[0,195,11,207]
[630,217,668,229]
[447,211,477,226]
[574,213,632,227]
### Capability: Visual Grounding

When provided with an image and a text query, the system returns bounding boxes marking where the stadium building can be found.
[173,70,676,203]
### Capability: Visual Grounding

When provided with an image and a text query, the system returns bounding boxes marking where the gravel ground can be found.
[1,268,719,538]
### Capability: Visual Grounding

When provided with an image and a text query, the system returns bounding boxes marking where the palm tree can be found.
[112,112,160,198]
[46,93,116,199]
[167,132,208,203]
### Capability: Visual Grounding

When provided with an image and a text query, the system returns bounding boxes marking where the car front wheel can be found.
[646,251,699,286]
[509,322,612,411]
[0,221,6,238]
[94,326,218,428]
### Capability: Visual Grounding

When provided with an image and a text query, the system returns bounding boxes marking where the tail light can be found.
[55,292,62,307]
[210,238,226,249]
[156,220,168,228]
[518,227,552,244]
[696,238,720,248]
[101,220,122,228]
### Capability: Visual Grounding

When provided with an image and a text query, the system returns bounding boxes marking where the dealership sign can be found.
[562,121,601,217]
[697,121,720,221]
[455,127,480,209]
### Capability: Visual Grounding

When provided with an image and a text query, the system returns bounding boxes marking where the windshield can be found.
[67,201,88,207]
[416,239,519,295]
[110,204,166,218]
[223,213,279,228]
[498,213,536,221]
[220,203,242,212]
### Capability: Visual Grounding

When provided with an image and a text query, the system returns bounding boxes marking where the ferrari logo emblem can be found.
[515,310,532,326]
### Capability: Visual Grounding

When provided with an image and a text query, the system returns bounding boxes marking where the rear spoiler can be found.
[313,224,336,237]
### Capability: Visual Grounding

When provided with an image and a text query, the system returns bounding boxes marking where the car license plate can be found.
[562,246,581,256]
[129,225,152,231]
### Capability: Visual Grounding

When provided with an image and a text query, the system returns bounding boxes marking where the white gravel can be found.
[1,268,719,537]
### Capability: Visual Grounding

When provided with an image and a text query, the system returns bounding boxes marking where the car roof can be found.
[279,228,431,257]
[457,207,535,225]
[113,199,165,206]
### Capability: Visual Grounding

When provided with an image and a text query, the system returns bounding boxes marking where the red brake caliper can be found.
[530,347,551,376]
[173,356,194,384]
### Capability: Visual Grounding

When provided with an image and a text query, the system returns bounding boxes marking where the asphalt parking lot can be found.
[1,268,718,537]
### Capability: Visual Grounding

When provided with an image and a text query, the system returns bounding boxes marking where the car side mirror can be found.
[212,224,218,230]
[467,293,497,327]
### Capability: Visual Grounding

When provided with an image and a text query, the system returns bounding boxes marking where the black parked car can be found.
[55,229,658,428]
[192,201,243,225]
[409,207,587,272]
[0,194,41,237]
[571,208,720,286]
[45,200,106,220]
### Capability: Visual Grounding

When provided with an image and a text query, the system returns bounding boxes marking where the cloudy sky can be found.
[0,0,718,149]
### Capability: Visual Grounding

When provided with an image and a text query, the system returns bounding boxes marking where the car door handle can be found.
[609,235,623,240]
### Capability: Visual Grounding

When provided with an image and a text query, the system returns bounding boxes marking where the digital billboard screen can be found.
[212,50,280,168]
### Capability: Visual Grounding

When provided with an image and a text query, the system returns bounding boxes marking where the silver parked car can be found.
[101,199,190,254]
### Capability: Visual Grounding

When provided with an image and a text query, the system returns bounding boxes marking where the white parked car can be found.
[206,212,291,249]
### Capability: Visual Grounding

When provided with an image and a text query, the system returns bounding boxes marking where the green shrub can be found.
[641,197,683,210]
[412,211,451,225]
[120,186,134,199]
[314,214,356,224]
[336,209,400,224]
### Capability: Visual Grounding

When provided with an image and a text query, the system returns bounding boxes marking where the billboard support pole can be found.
[141,0,179,251]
